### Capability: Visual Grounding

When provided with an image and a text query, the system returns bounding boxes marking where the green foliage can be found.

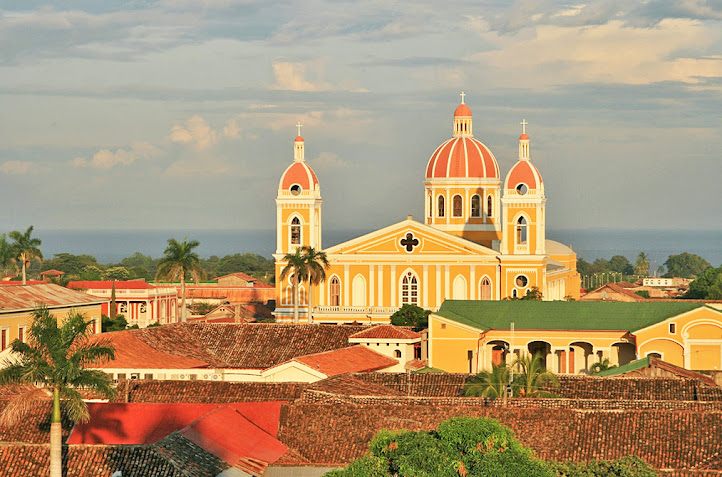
[663,252,711,279]
[634,290,650,299]
[0,234,18,277]
[41,253,99,276]
[8,225,43,283]
[190,302,216,315]
[512,353,559,397]
[589,358,616,375]
[521,286,543,300]
[684,265,722,300]
[464,364,511,398]
[201,253,274,282]
[101,314,128,332]
[547,456,659,476]
[79,265,104,281]
[608,255,634,275]
[120,252,158,278]
[102,266,130,281]
[146,322,161,328]
[635,252,650,277]
[390,304,431,329]
[156,238,205,283]
[325,417,554,477]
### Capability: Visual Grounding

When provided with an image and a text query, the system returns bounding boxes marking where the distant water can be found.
[37,228,722,268]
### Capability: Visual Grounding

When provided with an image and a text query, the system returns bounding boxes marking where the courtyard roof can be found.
[434,300,704,332]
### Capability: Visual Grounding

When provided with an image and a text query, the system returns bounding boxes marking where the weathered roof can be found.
[69,280,156,290]
[215,272,257,282]
[115,380,306,403]
[582,282,647,301]
[434,300,703,331]
[39,269,64,276]
[349,324,422,340]
[292,345,397,376]
[0,283,106,312]
[93,331,210,369]
[597,357,718,385]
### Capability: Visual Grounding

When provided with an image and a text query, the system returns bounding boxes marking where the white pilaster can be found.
[390,265,397,307]
[369,265,375,307]
[423,265,429,308]
[343,264,349,306]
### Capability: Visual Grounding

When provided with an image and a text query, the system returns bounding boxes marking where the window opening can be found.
[330,276,340,307]
[452,195,463,217]
[471,195,481,217]
[516,216,528,244]
[515,275,528,287]
[290,217,301,245]
[480,277,492,300]
[487,195,493,217]
[516,183,528,195]
[669,323,676,334]
[401,271,419,306]
[290,184,302,195]
[437,195,445,217]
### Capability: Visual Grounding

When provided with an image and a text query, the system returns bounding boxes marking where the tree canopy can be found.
[390,304,431,329]
[663,252,711,279]
[684,266,722,300]
[8,225,43,284]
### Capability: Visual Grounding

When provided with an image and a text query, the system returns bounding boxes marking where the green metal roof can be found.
[434,300,703,332]
[596,357,651,377]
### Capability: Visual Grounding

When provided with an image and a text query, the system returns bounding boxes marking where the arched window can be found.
[290,217,301,245]
[437,195,445,217]
[452,195,463,217]
[394,350,402,358]
[470,195,481,217]
[330,276,340,307]
[511,289,518,299]
[480,277,492,300]
[401,271,419,306]
[428,193,432,218]
[487,195,493,218]
[453,275,467,299]
[352,275,366,307]
[516,216,528,244]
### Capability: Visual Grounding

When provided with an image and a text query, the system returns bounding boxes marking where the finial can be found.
[520,118,528,135]
[460,91,466,104]
[296,121,303,137]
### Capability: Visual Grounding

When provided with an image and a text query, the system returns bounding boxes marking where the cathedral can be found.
[273,95,581,323]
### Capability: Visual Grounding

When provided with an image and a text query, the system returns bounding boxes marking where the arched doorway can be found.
[612,342,636,367]
[479,277,492,300]
[486,340,509,368]
[527,341,551,370]
[568,341,594,374]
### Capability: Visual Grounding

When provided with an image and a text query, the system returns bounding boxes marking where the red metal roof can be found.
[68,280,156,290]
[349,325,422,340]
[0,283,105,312]
[293,345,397,377]
[426,137,500,180]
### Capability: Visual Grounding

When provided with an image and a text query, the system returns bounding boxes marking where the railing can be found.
[313,305,439,314]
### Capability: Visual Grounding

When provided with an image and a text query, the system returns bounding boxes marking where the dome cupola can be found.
[504,119,543,194]
[278,123,320,195]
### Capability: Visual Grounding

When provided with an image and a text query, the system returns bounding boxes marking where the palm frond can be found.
[59,387,89,423]
[0,387,51,426]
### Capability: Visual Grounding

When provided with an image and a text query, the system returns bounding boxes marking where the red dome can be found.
[519,133,529,140]
[504,159,543,191]
[426,137,499,179]
[295,135,304,142]
[279,161,319,191]
[454,103,472,117]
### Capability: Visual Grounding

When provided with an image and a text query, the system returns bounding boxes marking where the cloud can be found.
[223,118,241,138]
[71,141,160,169]
[309,152,357,169]
[0,160,35,175]
[170,116,218,150]
[271,61,330,91]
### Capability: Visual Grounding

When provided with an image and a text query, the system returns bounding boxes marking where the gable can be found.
[324,219,497,257]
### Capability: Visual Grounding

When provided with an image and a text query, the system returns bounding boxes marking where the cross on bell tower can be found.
[296,121,303,137]
[460,91,466,104]
[520,118,528,135]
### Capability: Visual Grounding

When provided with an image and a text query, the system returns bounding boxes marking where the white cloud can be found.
[223,118,241,138]
[309,152,357,169]
[271,61,330,91]
[71,141,160,169]
[170,116,218,150]
[0,160,34,175]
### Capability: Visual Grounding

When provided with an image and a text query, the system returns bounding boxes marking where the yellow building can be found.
[274,96,580,323]
[0,283,105,353]
[428,301,722,373]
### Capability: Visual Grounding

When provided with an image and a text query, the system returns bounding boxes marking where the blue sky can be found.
[0,0,720,232]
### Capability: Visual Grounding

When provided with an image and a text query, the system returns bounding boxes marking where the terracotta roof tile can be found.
[114,380,306,403]
[91,331,210,369]
[293,346,397,376]
[349,325,422,340]
[0,283,105,312]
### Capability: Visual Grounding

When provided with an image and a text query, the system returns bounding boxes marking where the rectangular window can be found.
[669,323,676,334]
[1,328,7,350]
[144,374,154,380]
[18,326,25,343]
[117,373,126,380]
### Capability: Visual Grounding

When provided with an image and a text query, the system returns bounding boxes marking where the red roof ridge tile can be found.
[349,324,422,340]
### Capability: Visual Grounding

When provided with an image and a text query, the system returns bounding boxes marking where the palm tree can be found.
[0,307,116,477]
[589,358,616,375]
[303,246,329,324]
[635,251,650,277]
[155,237,206,323]
[279,247,309,324]
[0,233,18,279]
[464,363,511,399]
[512,353,559,397]
[8,225,43,285]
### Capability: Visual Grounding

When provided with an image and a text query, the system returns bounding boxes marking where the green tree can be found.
[0,307,116,477]
[635,252,650,277]
[521,286,543,300]
[512,353,559,397]
[663,252,711,279]
[120,252,158,278]
[303,247,329,324]
[464,363,511,398]
[608,255,634,275]
[156,237,206,323]
[101,313,128,332]
[41,253,98,277]
[8,225,43,285]
[279,247,309,324]
[547,456,658,476]
[0,233,19,278]
[684,266,722,300]
[79,265,104,281]
[102,266,130,281]
[325,417,554,477]
[589,358,616,375]
[390,304,431,329]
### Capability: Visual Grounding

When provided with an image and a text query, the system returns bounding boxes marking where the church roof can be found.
[426,137,499,180]
[279,161,318,191]
[434,300,704,332]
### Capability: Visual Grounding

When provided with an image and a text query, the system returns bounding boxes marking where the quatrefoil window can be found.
[400,233,420,252]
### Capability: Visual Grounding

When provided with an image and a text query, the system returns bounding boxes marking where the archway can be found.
[527,341,551,370]
[352,275,366,307]
[486,340,509,368]
[568,341,594,374]
[453,275,467,300]
[612,342,636,367]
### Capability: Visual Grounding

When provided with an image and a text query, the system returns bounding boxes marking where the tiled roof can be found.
[305,375,404,397]
[0,283,105,312]
[68,280,157,290]
[91,330,210,369]
[215,272,257,282]
[349,325,421,340]
[39,269,64,276]
[583,283,647,301]
[435,300,702,331]
[293,346,397,376]
[115,380,306,403]
[0,399,73,444]
[595,357,718,386]
[153,432,232,476]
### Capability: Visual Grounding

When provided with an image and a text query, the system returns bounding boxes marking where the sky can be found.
[0,0,721,234]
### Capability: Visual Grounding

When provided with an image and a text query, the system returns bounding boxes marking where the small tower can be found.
[501,119,546,256]
[424,93,502,248]
[275,123,322,255]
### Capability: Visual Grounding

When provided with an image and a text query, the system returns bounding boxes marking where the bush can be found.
[390,304,431,329]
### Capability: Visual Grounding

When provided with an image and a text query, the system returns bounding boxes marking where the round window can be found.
[290,184,302,195]
[515,275,528,287]
[516,184,528,195]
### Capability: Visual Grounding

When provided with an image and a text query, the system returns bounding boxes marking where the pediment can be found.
[324,220,497,257]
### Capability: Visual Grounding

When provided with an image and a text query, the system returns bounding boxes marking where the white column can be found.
[422,265,429,308]
[495,265,501,300]
[377,265,384,307]
[369,265,375,307]
[551,349,560,374]
[319,275,325,306]
[276,206,283,253]
[310,208,316,249]
[445,189,450,224]
[343,264,350,307]
[444,265,450,301]
[145,300,150,327]
[465,188,469,221]
[435,266,441,307]
[390,265,397,307]
[470,266,476,300]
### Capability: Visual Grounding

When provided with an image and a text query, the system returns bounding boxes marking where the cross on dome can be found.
[296,121,303,137]
[460,91,466,104]
[521,118,528,135]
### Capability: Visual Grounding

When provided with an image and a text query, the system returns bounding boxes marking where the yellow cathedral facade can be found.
[273,96,581,324]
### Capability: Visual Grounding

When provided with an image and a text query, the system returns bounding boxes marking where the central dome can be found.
[425,102,499,180]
